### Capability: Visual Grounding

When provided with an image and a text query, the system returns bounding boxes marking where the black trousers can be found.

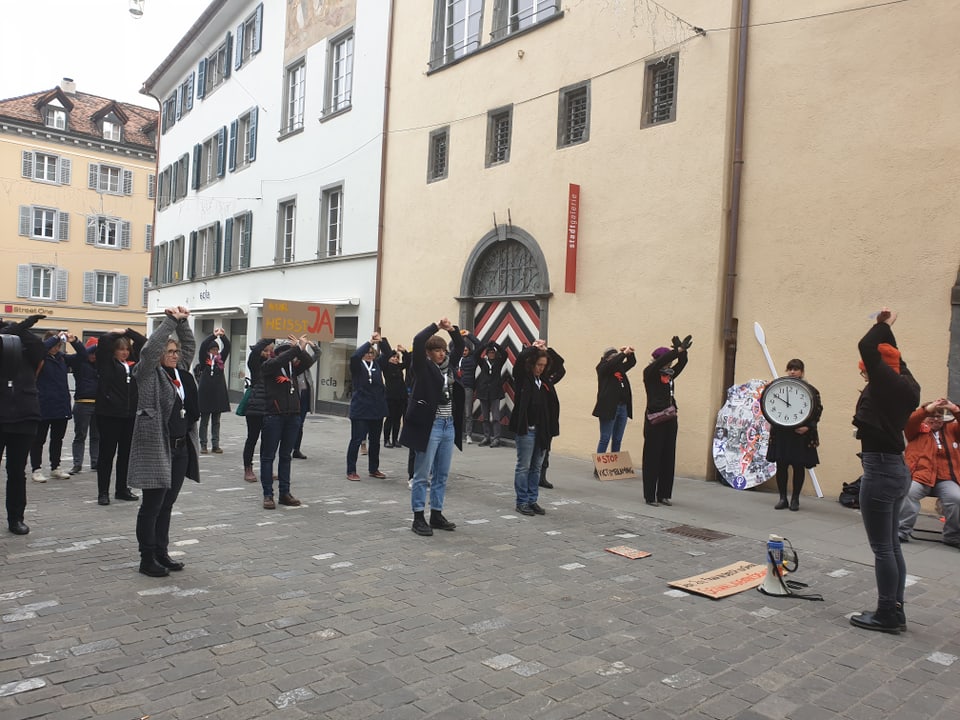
[30,418,68,471]
[384,398,406,444]
[243,414,264,467]
[136,442,187,556]
[97,415,134,496]
[642,419,678,502]
[2,425,37,525]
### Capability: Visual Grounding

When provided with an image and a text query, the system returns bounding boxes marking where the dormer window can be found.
[44,107,66,130]
[102,119,122,142]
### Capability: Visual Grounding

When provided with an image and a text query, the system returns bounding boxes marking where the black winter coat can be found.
[592,352,636,421]
[474,345,508,401]
[853,322,921,453]
[348,338,392,419]
[95,329,147,418]
[245,338,273,416]
[262,345,315,415]
[399,324,465,453]
[37,337,72,420]
[194,334,231,414]
[642,348,688,414]
[0,315,45,428]
[65,340,98,401]
[508,346,562,448]
[383,350,410,401]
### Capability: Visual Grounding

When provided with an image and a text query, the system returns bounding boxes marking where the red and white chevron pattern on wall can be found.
[473,299,541,424]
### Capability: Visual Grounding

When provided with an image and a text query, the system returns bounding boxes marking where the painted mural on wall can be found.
[285,0,355,63]
[713,379,777,490]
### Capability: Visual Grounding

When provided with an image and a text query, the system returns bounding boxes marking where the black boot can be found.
[849,608,900,634]
[774,465,789,509]
[538,470,554,489]
[895,602,907,631]
[429,510,456,531]
[155,551,184,571]
[789,468,804,511]
[139,551,169,577]
[412,511,433,536]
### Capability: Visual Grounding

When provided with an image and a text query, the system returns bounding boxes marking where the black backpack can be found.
[839,477,861,509]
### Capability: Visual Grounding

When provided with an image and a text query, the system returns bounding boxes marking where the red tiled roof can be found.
[0,86,158,151]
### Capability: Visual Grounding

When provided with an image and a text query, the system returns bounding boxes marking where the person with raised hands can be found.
[127,306,199,577]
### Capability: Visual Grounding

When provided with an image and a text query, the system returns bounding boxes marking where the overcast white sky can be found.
[0,0,206,109]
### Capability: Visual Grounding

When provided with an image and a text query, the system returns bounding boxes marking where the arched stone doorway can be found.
[458,226,552,432]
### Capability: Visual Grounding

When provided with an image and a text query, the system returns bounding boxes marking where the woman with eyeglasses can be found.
[127,306,200,577]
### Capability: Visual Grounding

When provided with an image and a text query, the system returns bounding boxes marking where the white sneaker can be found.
[51,467,71,480]
[465,435,473,445]
[407,478,413,489]
[32,469,47,483]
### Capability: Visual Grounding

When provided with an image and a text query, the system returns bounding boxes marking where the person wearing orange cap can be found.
[850,309,921,635]
[898,398,960,548]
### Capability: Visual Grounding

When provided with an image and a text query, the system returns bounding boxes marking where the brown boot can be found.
[244,466,256,482]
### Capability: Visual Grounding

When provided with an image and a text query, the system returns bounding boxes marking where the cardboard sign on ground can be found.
[668,561,767,599]
[593,451,636,480]
[604,546,652,559]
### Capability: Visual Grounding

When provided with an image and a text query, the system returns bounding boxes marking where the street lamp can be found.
[129,0,145,19]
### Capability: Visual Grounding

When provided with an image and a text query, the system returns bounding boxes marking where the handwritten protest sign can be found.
[262,298,336,343]
[593,451,636,480]
[668,561,767,599]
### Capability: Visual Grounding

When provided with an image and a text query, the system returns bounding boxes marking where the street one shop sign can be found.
[262,299,336,343]
[3,303,55,317]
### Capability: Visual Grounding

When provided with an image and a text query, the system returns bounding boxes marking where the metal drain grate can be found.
[664,525,732,541]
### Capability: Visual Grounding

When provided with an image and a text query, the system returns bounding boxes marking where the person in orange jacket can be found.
[899,398,960,548]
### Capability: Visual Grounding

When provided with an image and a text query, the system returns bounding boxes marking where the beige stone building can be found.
[378,0,959,496]
[0,79,158,340]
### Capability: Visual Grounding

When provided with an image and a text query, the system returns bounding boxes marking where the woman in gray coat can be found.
[128,306,200,577]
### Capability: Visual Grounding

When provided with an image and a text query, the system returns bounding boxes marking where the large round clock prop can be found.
[760,376,816,428]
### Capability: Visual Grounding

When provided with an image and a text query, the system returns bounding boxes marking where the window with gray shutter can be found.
[148,173,156,199]
[21,151,33,178]
[145,224,153,251]
[122,170,133,196]
[55,269,68,301]
[58,211,69,241]
[118,275,129,306]
[121,221,131,249]
[82,271,95,303]
[216,126,227,177]
[17,264,30,297]
[19,206,31,236]
[59,158,71,185]
[223,216,234,271]
[142,277,150,307]
[86,217,97,245]
[88,163,100,190]
[241,211,252,268]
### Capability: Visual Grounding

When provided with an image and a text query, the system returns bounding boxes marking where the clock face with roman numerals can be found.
[760,377,815,428]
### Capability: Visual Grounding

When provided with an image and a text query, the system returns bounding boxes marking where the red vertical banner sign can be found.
[565,183,580,293]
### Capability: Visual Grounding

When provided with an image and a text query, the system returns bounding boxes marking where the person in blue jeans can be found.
[400,319,464,536]
[593,345,637,455]
[509,340,562,517]
[259,334,316,509]
[851,308,920,634]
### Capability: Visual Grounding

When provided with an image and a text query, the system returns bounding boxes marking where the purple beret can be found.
[651,347,671,359]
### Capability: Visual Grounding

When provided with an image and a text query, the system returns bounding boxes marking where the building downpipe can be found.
[373,0,396,332]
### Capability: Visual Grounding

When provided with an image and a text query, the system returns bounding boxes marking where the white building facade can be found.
[142,0,390,412]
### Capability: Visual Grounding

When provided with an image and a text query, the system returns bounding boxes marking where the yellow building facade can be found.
[0,80,158,340]
[378,0,959,496]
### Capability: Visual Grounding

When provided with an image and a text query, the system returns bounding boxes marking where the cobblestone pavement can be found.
[3,413,959,720]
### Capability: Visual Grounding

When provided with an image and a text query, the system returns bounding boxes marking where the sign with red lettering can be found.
[565,183,580,293]
[261,298,336,343]
[668,561,767,599]
[593,451,636,480]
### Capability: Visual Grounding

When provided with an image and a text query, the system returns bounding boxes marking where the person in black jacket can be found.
[455,332,482,444]
[95,327,147,505]
[30,331,74,482]
[641,335,691,506]
[1,313,45,535]
[346,332,392,480]
[475,342,508,447]
[194,329,231,454]
[66,337,100,474]
[850,309,921,635]
[593,346,637,455]
[243,338,274,482]
[509,341,562,516]
[259,334,316,508]
[400,319,464,536]
[382,344,410,448]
